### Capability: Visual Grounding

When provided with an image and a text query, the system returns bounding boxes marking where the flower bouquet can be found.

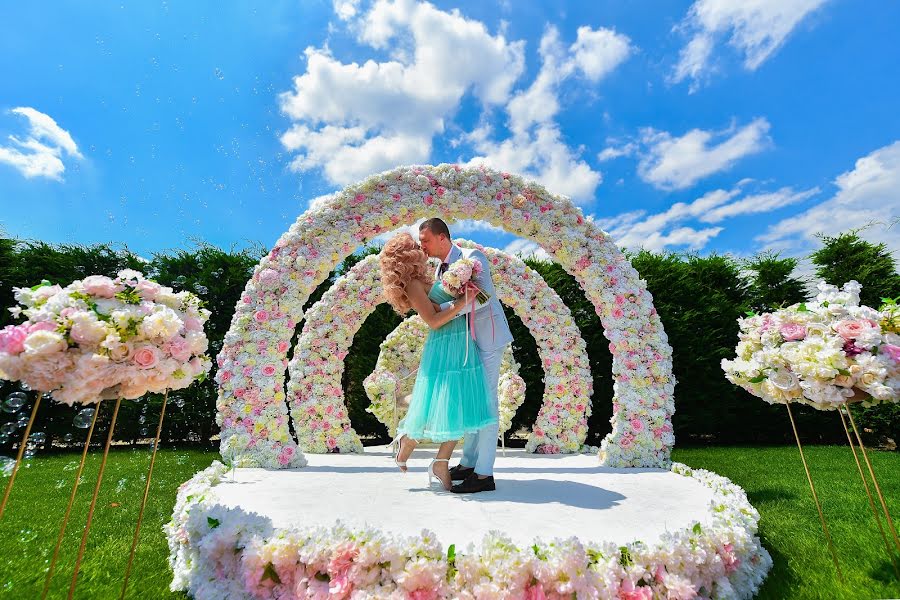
[0,269,212,405]
[440,257,489,304]
[721,281,899,410]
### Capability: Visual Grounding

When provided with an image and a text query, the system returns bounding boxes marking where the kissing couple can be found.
[379,218,513,493]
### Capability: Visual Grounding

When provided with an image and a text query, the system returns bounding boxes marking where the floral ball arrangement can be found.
[0,270,211,405]
[722,281,899,410]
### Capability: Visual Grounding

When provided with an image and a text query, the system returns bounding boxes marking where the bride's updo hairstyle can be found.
[380,232,433,315]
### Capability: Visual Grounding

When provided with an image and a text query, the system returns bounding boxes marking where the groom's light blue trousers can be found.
[460,344,507,476]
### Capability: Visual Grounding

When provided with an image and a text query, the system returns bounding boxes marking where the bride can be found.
[379,232,496,490]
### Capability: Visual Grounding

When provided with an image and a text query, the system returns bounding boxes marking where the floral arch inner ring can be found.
[289,240,587,453]
[215,164,676,468]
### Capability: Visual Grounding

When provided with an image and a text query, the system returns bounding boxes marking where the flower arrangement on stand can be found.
[0,269,211,597]
[722,280,900,581]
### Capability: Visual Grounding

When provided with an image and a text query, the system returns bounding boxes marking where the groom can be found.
[418,218,513,493]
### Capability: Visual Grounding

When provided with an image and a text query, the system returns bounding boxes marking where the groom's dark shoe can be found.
[448,464,475,481]
[451,473,495,494]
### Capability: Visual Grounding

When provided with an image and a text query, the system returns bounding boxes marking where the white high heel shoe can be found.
[392,434,408,472]
[428,458,451,490]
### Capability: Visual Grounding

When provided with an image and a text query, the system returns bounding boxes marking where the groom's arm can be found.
[439,250,493,318]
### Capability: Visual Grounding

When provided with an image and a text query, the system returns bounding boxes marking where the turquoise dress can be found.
[397,282,496,442]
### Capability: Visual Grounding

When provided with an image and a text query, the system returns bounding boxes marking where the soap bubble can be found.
[73,408,95,429]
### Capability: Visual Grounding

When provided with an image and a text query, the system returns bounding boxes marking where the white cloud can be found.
[607,188,737,249]
[601,181,817,252]
[699,185,819,223]
[333,0,361,21]
[758,141,900,257]
[636,117,771,190]
[465,25,633,204]
[570,25,634,82]
[672,0,828,91]
[597,142,637,162]
[449,219,506,235]
[279,0,525,186]
[0,107,82,181]
[503,238,551,261]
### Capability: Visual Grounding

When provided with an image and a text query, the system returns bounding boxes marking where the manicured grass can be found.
[0,446,897,598]
[672,446,900,600]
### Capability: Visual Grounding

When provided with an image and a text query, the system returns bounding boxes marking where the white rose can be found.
[69,313,109,346]
[24,330,67,355]
[145,310,182,340]
[769,369,800,391]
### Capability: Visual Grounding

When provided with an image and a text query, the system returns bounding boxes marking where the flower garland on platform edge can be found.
[291,239,591,453]
[363,315,524,438]
[0,270,211,404]
[166,460,771,599]
[722,281,899,410]
[216,164,676,468]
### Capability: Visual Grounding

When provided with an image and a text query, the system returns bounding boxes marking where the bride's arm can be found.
[408,280,466,330]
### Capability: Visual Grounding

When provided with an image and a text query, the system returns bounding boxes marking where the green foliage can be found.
[0,229,897,452]
[810,231,900,307]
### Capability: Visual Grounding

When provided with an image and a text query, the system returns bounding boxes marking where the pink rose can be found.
[258,268,280,287]
[262,364,277,377]
[254,310,269,323]
[619,433,634,449]
[134,279,161,301]
[779,323,806,341]
[630,417,644,433]
[183,317,202,332]
[0,325,29,354]
[164,336,192,361]
[834,319,872,341]
[881,344,900,364]
[81,275,118,298]
[133,346,161,369]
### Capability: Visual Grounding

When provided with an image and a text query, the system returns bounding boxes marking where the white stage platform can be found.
[211,446,716,549]
[167,446,772,598]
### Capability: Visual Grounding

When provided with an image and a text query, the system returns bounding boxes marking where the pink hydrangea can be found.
[0,325,28,355]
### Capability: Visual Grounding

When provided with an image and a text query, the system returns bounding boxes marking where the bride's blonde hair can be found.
[380,232,433,315]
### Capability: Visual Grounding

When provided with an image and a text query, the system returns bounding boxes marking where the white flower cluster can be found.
[0,270,211,405]
[722,281,900,410]
[167,460,771,598]
[497,348,526,436]
[218,164,676,468]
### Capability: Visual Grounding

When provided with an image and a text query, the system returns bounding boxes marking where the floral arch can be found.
[215,164,676,468]
[289,240,586,453]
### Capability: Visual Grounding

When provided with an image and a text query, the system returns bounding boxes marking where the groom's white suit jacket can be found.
[437,244,513,352]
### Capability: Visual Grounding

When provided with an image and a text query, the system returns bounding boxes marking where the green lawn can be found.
[0,446,897,599]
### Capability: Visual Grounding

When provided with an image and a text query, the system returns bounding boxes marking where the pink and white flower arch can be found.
[215,164,676,468]
[291,240,588,452]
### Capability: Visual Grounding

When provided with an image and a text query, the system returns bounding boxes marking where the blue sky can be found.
[1,0,898,264]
